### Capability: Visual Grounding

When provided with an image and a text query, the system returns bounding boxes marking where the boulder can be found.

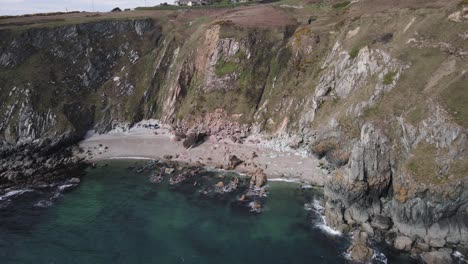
[163,155,173,160]
[182,132,207,149]
[371,215,392,230]
[69,177,81,184]
[394,236,413,251]
[215,181,225,188]
[421,250,453,264]
[362,222,374,236]
[249,168,267,189]
[346,231,374,262]
[345,204,369,223]
[164,168,175,174]
[224,155,243,170]
[348,242,374,263]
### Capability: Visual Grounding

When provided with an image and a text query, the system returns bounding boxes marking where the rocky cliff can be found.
[0,1,467,262]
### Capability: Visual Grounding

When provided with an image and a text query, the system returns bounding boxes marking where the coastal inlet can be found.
[0,159,350,263]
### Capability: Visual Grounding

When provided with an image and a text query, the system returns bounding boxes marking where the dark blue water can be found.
[0,160,407,263]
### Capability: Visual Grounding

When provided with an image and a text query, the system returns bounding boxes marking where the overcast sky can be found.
[0,0,171,15]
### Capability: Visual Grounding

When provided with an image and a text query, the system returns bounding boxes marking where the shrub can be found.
[349,46,360,59]
[383,71,397,85]
[332,1,351,9]
[215,60,238,76]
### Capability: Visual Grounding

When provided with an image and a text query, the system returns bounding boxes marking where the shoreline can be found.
[78,122,329,186]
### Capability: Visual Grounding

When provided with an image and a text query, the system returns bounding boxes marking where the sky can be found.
[0,0,172,16]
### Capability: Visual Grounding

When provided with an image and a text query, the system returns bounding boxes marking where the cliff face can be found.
[0,1,467,261]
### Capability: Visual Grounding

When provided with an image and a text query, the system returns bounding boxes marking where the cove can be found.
[0,160,411,263]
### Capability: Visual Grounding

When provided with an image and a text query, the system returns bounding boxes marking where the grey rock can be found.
[371,215,392,230]
[69,178,81,184]
[394,236,413,251]
[421,250,453,264]
[182,132,207,149]
[427,237,446,248]
[347,231,374,263]
[345,204,369,223]
[362,222,374,236]
[224,155,243,170]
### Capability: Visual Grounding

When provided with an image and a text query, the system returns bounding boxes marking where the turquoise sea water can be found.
[0,160,411,264]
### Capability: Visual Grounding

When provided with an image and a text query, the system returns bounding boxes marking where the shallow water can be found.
[0,160,411,263]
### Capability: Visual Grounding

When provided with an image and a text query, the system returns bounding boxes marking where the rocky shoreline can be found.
[0,134,87,190]
[1,119,467,264]
[129,159,269,212]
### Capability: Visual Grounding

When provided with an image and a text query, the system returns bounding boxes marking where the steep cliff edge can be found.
[0,1,467,262]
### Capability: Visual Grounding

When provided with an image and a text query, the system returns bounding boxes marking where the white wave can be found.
[34,200,53,208]
[301,184,313,189]
[372,251,388,264]
[343,251,352,261]
[306,198,342,236]
[58,184,76,191]
[269,178,299,183]
[453,251,467,262]
[313,199,324,211]
[316,219,342,236]
[0,189,33,201]
[304,203,314,211]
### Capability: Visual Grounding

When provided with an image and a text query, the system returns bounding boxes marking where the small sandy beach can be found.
[78,122,329,186]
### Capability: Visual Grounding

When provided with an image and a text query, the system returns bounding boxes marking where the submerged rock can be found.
[149,173,163,183]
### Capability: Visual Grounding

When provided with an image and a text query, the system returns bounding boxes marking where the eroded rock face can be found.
[299,42,405,125]
[0,19,160,186]
[324,121,468,258]
[325,123,391,205]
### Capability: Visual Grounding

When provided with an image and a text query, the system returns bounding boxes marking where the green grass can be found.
[332,1,351,9]
[383,71,397,85]
[441,78,468,128]
[405,142,440,183]
[449,159,468,179]
[406,105,425,125]
[349,46,360,59]
[215,60,238,76]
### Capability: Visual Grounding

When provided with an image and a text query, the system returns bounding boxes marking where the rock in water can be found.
[347,231,374,263]
[69,178,81,184]
[250,168,267,189]
[349,242,374,263]
[164,168,175,174]
[182,132,207,149]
